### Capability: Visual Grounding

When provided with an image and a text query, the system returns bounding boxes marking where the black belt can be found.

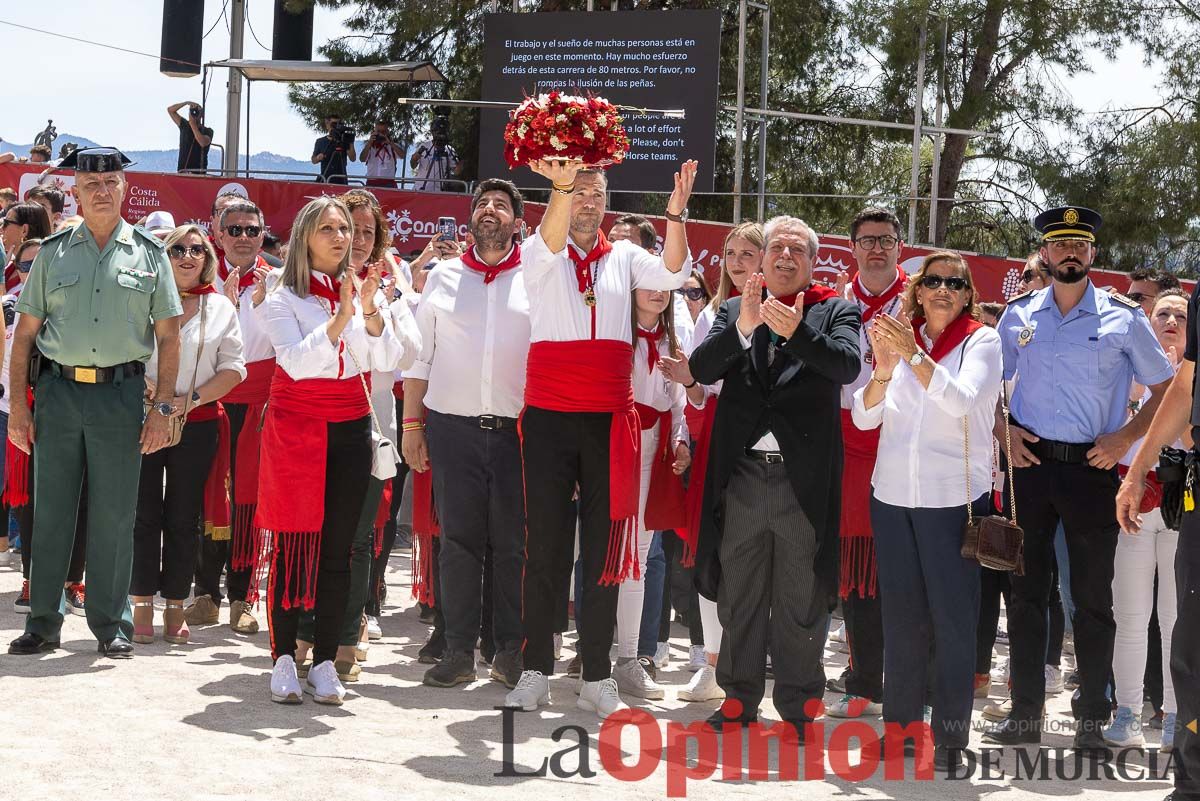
[476,414,517,430]
[1028,437,1093,465]
[745,448,785,464]
[46,360,144,385]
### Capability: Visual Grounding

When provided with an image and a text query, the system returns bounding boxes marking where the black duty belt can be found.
[745,448,785,464]
[476,415,517,430]
[46,360,145,384]
[1028,438,1093,465]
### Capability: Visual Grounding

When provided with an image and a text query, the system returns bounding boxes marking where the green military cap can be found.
[1033,206,1102,243]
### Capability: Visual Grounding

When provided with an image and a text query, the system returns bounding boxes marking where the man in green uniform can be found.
[7,147,183,658]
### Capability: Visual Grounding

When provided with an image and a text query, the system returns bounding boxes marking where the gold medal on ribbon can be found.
[584,288,597,307]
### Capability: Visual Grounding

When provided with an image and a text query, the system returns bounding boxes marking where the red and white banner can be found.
[1,163,1167,301]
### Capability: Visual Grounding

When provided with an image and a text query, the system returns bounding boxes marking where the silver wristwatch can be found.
[153,401,174,417]
[908,350,926,367]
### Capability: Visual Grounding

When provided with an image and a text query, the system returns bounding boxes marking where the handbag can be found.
[144,294,207,449]
[333,300,399,481]
[1156,446,1193,530]
[960,387,1025,574]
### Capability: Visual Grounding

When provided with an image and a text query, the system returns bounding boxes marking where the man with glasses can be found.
[1017,254,1052,295]
[984,206,1174,753]
[186,200,274,634]
[1126,267,1181,317]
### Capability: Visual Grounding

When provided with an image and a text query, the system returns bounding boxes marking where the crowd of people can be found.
[0,146,1196,797]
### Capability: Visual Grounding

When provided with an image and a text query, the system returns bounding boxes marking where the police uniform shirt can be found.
[998,280,1173,444]
[17,219,183,367]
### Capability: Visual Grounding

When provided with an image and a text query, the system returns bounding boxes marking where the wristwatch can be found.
[191,390,201,403]
[908,350,926,367]
[153,401,174,418]
[665,207,689,223]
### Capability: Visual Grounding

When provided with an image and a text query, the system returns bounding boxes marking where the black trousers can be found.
[18,465,87,584]
[976,567,1011,674]
[269,416,371,665]
[1172,507,1200,800]
[131,420,218,599]
[1007,459,1119,725]
[520,407,620,680]
[843,587,884,701]
[426,410,525,654]
[193,403,253,604]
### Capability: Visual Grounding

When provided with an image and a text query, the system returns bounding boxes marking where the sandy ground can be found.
[0,549,1177,801]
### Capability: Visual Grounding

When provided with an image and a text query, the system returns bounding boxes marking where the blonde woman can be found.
[131,226,246,645]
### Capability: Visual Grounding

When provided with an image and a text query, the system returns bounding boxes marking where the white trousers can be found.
[699,595,723,656]
[1112,507,1179,714]
[616,428,659,659]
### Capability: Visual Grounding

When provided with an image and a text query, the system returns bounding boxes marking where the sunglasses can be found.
[223,224,263,239]
[1020,269,1047,283]
[676,287,708,302]
[1125,291,1148,303]
[920,274,969,291]
[168,244,208,259]
[853,234,899,250]
[1,218,19,228]
[16,259,34,272]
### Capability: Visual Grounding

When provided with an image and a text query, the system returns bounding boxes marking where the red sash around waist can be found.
[3,388,35,508]
[524,339,641,584]
[681,395,717,565]
[840,407,879,598]
[223,358,275,405]
[636,402,687,532]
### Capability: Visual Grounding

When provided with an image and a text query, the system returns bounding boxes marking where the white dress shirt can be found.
[0,286,22,415]
[367,288,421,445]
[521,231,690,343]
[214,258,276,364]
[735,324,783,451]
[405,252,530,418]
[634,328,688,446]
[147,293,247,396]
[851,324,1003,508]
[258,273,404,381]
[841,280,906,409]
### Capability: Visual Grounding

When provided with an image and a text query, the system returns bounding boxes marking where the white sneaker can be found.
[687,644,707,672]
[1062,633,1075,656]
[504,670,551,711]
[829,620,846,643]
[1045,665,1064,695]
[365,615,382,641]
[0,550,13,566]
[270,655,303,704]
[553,633,563,662]
[990,656,1010,683]
[613,659,665,700]
[306,660,346,706]
[826,693,882,718]
[654,641,670,669]
[578,677,629,719]
[678,664,724,702]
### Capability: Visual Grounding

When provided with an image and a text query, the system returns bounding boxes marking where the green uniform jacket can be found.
[17,219,182,367]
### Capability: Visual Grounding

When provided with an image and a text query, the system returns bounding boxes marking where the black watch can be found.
[191,390,201,403]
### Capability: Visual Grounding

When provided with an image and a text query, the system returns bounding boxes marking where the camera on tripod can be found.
[330,120,355,151]
[430,107,451,146]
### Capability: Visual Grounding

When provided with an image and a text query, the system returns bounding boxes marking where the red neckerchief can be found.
[853,268,907,322]
[567,230,613,295]
[219,256,263,291]
[308,273,342,308]
[728,284,742,298]
[775,283,838,308]
[461,243,521,284]
[356,262,391,281]
[3,262,19,293]
[911,312,984,363]
[636,324,664,371]
[181,283,217,298]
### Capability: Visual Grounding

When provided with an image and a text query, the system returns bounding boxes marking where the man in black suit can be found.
[689,215,861,733]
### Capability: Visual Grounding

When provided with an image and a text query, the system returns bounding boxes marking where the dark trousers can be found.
[1007,460,1119,725]
[872,494,985,749]
[976,567,1011,674]
[842,586,884,701]
[1172,507,1200,800]
[131,420,218,599]
[367,461,409,616]
[18,465,87,584]
[26,372,144,643]
[269,416,371,665]
[520,406,620,680]
[427,410,525,654]
[192,402,253,604]
[716,455,826,721]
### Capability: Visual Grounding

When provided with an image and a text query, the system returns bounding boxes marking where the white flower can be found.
[550,135,567,151]
[583,127,595,140]
[517,124,528,138]
[595,114,608,127]
[556,114,568,123]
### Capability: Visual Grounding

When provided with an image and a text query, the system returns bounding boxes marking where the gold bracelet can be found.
[551,182,575,194]
[871,375,892,385]
[362,308,380,320]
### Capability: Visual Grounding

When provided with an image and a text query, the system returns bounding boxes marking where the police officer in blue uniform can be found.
[1117,273,1200,801]
[984,206,1174,753]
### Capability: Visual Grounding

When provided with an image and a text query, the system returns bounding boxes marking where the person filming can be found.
[359,122,403,189]
[167,102,214,176]
[312,115,357,185]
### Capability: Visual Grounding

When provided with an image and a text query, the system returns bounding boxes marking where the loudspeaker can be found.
[272,0,314,61]
[160,0,205,77]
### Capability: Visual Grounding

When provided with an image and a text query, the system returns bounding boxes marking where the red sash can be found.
[635,403,687,532]
[1117,465,1163,514]
[840,408,881,598]
[373,478,393,559]
[183,403,233,542]
[410,467,441,606]
[254,367,370,610]
[524,339,640,584]
[221,359,275,592]
[3,389,34,508]
[681,396,718,565]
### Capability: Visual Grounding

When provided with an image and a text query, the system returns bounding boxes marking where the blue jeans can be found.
[637,531,666,658]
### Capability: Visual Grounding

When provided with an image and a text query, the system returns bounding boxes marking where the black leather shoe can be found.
[1072,726,1111,757]
[934,746,967,773]
[704,708,758,730]
[97,637,134,659]
[982,716,1042,745]
[8,632,59,655]
[418,628,446,664]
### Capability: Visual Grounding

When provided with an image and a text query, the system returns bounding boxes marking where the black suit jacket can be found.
[689,295,862,608]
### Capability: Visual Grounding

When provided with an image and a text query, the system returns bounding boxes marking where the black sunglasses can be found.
[168,244,208,259]
[676,287,707,302]
[16,259,34,272]
[1,218,19,227]
[223,224,263,239]
[921,274,969,291]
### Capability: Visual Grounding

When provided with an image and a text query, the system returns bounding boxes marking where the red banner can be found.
[1,163,1169,301]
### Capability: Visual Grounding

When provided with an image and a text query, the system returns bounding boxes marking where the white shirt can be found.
[672,292,694,355]
[851,324,1003,508]
[147,293,247,396]
[634,328,688,445]
[258,273,404,381]
[692,305,715,352]
[0,287,22,415]
[734,324,783,452]
[363,141,399,179]
[842,274,906,409]
[522,231,690,343]
[412,139,460,191]
[214,258,276,364]
[368,292,421,445]
[405,251,530,418]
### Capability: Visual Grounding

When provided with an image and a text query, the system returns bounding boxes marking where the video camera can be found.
[430,106,451,145]
[330,120,355,151]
